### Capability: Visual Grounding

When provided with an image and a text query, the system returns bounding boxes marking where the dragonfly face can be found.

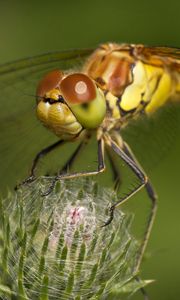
[36,70,106,139]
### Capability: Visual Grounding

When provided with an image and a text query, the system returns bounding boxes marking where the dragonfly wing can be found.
[121,102,180,174]
[133,45,180,71]
[0,49,93,195]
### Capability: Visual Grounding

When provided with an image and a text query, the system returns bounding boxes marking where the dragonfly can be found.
[0,43,180,276]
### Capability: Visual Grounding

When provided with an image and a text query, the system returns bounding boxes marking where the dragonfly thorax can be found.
[85,43,179,126]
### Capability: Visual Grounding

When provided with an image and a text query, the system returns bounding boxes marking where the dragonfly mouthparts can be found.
[44,95,65,104]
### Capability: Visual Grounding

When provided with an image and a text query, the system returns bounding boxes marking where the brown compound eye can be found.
[60,73,96,104]
[36,70,64,98]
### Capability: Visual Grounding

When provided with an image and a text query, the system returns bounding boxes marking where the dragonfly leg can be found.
[43,140,87,181]
[15,139,66,190]
[103,133,157,274]
[123,140,157,201]
[135,276,149,300]
[59,135,91,174]
[106,146,122,191]
[42,139,105,196]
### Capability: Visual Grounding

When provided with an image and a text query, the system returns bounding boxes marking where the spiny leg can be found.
[59,133,91,174]
[110,131,157,203]
[15,139,66,190]
[42,139,105,196]
[41,141,86,193]
[106,138,150,300]
[139,286,149,300]
[106,146,122,191]
[123,140,157,201]
[60,141,86,174]
[103,133,157,274]
[41,140,87,191]
[115,134,151,300]
[135,276,149,300]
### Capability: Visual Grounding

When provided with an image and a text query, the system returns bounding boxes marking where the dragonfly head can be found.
[36,70,106,137]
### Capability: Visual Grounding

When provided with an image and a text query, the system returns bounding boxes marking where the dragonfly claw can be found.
[101,206,115,227]
[41,178,57,196]
[14,175,36,191]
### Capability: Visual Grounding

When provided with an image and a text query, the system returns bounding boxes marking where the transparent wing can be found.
[121,102,180,174]
[0,48,93,195]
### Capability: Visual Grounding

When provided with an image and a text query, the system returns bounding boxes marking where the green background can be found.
[0,0,180,299]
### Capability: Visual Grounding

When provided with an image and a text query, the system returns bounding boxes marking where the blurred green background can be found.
[0,0,180,299]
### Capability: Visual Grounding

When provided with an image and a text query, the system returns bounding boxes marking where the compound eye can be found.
[60,73,96,104]
[36,70,63,98]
